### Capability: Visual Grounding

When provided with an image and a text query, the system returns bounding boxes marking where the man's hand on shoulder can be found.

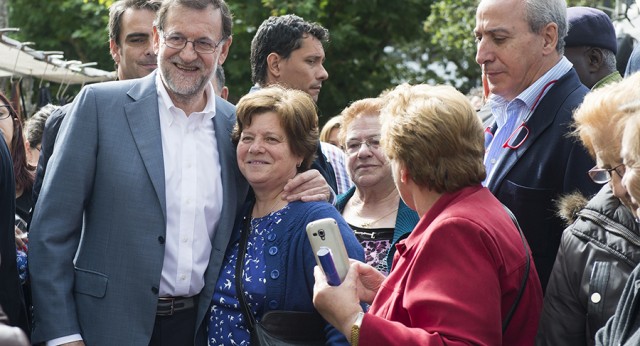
[282,169,333,202]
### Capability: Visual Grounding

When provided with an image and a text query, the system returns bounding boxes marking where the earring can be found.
[296,162,301,168]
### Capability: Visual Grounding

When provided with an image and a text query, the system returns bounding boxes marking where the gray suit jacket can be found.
[29,72,248,345]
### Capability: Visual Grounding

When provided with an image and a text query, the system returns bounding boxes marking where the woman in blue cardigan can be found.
[334,98,418,275]
[208,87,364,345]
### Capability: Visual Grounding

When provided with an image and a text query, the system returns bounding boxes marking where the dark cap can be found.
[565,7,617,54]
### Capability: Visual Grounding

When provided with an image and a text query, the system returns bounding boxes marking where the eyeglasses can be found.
[345,137,381,154]
[0,105,12,120]
[588,164,626,184]
[162,33,225,54]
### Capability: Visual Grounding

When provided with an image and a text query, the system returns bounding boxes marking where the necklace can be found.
[253,192,284,218]
[356,207,398,228]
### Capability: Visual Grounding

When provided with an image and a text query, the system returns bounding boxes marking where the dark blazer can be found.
[31,103,70,210]
[29,72,249,345]
[485,68,599,291]
[0,136,29,334]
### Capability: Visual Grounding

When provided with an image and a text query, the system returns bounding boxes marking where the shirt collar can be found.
[155,73,217,125]
[490,57,572,126]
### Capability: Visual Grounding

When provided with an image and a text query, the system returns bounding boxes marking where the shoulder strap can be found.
[502,204,530,333]
[235,213,257,329]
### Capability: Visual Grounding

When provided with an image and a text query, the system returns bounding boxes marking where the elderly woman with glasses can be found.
[313,84,543,345]
[537,73,640,346]
[595,111,640,345]
[334,98,418,276]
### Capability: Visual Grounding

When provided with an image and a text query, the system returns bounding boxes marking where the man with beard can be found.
[29,0,329,345]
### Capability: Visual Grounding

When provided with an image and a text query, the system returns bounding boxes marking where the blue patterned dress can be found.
[208,205,289,346]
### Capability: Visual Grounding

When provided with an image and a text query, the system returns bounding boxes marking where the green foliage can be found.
[420,0,480,93]
[227,0,432,120]
[7,0,612,120]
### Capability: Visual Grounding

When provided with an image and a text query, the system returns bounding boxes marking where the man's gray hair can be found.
[602,48,618,71]
[524,0,568,54]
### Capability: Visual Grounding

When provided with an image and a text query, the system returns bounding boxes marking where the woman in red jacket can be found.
[313,83,543,345]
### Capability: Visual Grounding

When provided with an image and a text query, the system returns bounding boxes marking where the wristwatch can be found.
[350,311,365,346]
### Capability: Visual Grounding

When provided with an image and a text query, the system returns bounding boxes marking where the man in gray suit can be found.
[29,1,328,345]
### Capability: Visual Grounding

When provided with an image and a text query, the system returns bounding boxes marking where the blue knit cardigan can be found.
[227,198,365,345]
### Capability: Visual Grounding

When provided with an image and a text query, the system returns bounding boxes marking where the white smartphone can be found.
[306,217,351,282]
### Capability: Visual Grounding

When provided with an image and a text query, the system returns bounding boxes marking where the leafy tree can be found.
[8,0,433,119]
[226,0,432,120]
[6,0,618,120]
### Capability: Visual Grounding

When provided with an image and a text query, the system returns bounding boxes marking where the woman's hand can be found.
[15,226,27,250]
[282,169,332,202]
[313,264,363,336]
[351,261,385,304]
[313,261,385,336]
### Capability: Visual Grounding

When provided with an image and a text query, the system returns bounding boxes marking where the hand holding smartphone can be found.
[306,217,351,284]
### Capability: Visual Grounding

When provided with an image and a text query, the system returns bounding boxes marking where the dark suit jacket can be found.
[31,103,70,210]
[29,72,249,345]
[486,69,599,291]
[0,137,29,334]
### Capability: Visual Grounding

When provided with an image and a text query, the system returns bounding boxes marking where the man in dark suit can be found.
[28,0,327,345]
[475,0,599,291]
[30,1,330,344]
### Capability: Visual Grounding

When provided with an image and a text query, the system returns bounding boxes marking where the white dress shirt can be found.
[46,75,225,346]
[156,73,223,297]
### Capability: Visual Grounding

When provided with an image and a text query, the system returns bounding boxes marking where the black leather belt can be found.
[157,296,195,316]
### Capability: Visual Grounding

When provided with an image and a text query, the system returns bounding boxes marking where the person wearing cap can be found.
[564,6,621,89]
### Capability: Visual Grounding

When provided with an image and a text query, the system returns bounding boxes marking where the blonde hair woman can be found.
[595,110,640,345]
[538,73,640,345]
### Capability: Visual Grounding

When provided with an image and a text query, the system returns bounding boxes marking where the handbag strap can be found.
[501,204,530,333]
[235,212,258,330]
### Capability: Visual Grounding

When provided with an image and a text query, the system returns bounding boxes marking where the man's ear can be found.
[587,47,605,72]
[109,39,121,64]
[216,36,233,65]
[267,52,282,79]
[220,86,229,100]
[541,22,559,55]
[152,26,161,55]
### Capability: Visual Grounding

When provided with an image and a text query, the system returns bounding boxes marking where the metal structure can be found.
[0,27,115,85]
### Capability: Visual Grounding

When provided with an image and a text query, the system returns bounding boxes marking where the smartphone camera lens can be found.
[318,229,325,240]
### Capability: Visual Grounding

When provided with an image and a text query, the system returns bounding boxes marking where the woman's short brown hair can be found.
[233,86,318,172]
[380,83,486,193]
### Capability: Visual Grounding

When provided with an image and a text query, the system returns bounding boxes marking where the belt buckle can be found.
[158,297,175,316]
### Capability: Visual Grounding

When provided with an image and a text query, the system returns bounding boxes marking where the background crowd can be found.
[3,0,640,345]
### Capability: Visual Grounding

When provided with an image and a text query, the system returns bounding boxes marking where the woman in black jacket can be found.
[537,73,640,345]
